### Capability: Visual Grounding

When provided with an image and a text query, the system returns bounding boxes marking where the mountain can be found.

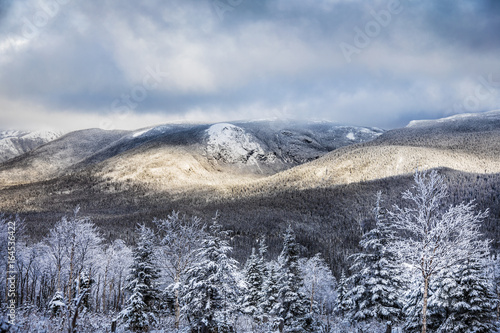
[1,112,499,276]
[260,110,500,192]
[0,120,383,188]
[407,109,500,129]
[0,129,129,188]
[0,130,63,162]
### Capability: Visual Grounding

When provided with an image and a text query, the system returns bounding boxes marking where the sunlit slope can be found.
[0,129,129,187]
[259,111,500,191]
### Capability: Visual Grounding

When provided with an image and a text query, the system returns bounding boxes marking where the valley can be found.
[1,112,500,275]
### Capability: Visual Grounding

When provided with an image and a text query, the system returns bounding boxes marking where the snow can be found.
[132,128,152,138]
[205,123,267,165]
[0,130,63,162]
[407,109,500,128]
[346,132,356,140]
[22,130,62,141]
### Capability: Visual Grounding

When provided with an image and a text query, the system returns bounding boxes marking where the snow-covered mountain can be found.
[0,120,383,187]
[0,130,63,162]
[407,109,500,129]
[263,111,500,191]
[1,112,499,284]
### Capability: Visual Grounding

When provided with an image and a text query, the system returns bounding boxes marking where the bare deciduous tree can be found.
[388,170,488,333]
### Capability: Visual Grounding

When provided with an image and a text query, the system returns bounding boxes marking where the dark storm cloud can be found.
[0,0,499,130]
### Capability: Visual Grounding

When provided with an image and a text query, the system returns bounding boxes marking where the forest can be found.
[1,170,499,332]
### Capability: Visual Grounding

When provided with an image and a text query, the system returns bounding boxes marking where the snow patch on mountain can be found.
[205,123,274,166]
[346,132,356,140]
[132,128,152,138]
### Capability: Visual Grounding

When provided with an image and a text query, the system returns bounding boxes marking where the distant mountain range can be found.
[1,111,499,275]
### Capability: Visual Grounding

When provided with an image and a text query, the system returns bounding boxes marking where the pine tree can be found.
[277,225,315,332]
[346,192,403,325]
[153,211,206,329]
[492,254,500,321]
[73,271,93,310]
[119,224,160,332]
[241,237,268,321]
[182,218,240,333]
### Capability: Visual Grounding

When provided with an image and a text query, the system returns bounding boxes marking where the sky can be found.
[0,0,499,131]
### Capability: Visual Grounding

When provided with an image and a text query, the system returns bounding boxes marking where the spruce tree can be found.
[182,218,240,333]
[335,269,350,318]
[242,247,264,319]
[346,192,403,325]
[436,240,496,333]
[119,224,160,332]
[277,225,314,332]
[261,260,282,320]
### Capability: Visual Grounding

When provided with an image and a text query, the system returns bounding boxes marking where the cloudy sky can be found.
[0,0,499,131]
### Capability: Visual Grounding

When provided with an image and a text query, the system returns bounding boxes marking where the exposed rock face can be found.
[205,123,275,166]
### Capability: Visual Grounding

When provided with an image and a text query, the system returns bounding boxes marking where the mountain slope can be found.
[257,111,500,192]
[0,120,382,188]
[0,130,63,162]
[0,129,130,187]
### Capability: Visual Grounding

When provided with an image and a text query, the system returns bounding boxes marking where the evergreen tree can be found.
[492,254,500,321]
[335,269,350,318]
[435,240,496,333]
[182,218,240,333]
[49,291,66,317]
[73,271,93,310]
[119,224,160,332]
[277,225,315,332]
[242,247,264,319]
[261,260,282,319]
[346,192,403,325]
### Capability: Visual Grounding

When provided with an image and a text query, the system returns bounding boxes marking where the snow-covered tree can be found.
[402,278,424,332]
[182,217,240,333]
[261,260,282,321]
[49,290,66,317]
[299,253,337,316]
[97,239,133,313]
[242,247,264,319]
[433,239,496,333]
[346,192,403,327]
[277,225,316,332]
[335,269,350,318]
[388,170,489,333]
[153,211,206,328]
[67,271,95,333]
[492,254,500,321]
[43,206,102,304]
[119,224,160,332]
[241,237,268,322]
